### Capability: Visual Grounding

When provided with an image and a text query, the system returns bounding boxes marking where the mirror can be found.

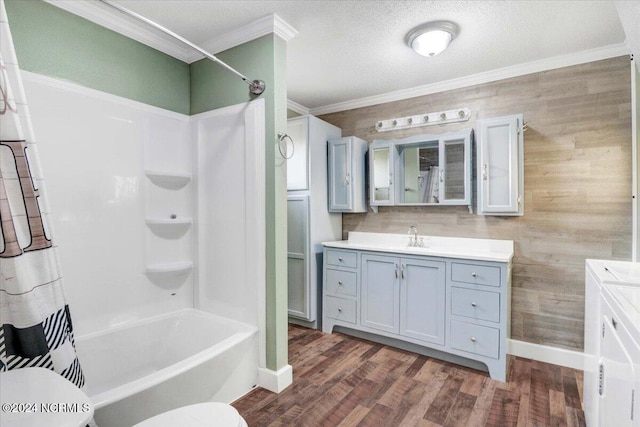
[399,143,439,204]
[442,139,466,201]
[372,147,391,203]
[369,129,472,211]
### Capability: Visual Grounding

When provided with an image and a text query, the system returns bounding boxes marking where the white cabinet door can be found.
[600,300,635,427]
[361,253,399,333]
[477,114,523,215]
[287,196,310,319]
[400,258,446,345]
[328,138,352,211]
[286,117,309,191]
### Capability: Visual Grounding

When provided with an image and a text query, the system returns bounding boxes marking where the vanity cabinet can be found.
[360,254,446,344]
[328,136,368,213]
[323,237,511,381]
[369,129,472,212]
[476,114,524,216]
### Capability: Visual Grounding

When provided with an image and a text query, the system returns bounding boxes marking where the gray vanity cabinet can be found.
[358,253,446,344]
[323,245,511,381]
[328,137,368,213]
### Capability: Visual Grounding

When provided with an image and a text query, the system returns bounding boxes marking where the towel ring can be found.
[277,132,295,160]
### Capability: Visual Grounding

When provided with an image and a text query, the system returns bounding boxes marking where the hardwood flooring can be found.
[233,325,586,427]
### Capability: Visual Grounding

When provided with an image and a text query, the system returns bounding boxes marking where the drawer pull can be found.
[612,318,617,329]
[338,280,343,285]
[470,336,477,343]
[338,308,343,313]
[471,272,477,277]
[338,257,343,261]
[471,302,477,308]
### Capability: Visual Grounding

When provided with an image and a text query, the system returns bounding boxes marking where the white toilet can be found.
[133,402,248,427]
[0,368,248,427]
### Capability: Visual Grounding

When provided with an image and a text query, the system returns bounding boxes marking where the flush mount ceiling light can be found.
[406,21,459,57]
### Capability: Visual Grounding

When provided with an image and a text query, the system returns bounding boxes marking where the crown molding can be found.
[44,1,297,64]
[188,14,298,63]
[309,43,631,116]
[286,99,310,116]
[44,0,194,61]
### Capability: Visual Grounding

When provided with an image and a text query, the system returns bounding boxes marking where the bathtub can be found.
[75,309,259,427]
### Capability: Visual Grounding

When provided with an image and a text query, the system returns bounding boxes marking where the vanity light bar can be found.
[375,107,471,132]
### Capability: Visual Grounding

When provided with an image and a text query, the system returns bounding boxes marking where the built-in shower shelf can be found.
[144,262,193,277]
[145,217,192,238]
[145,170,191,189]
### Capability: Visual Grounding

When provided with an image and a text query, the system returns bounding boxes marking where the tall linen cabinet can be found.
[287,115,342,329]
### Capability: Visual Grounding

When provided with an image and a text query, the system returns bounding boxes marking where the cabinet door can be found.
[286,117,309,191]
[369,144,394,206]
[477,115,523,215]
[400,258,446,345]
[328,138,352,211]
[361,254,399,333]
[599,312,635,426]
[287,196,310,319]
[439,136,470,205]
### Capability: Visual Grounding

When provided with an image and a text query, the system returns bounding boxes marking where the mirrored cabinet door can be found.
[399,143,440,204]
[370,144,393,205]
[369,129,472,210]
[440,137,471,205]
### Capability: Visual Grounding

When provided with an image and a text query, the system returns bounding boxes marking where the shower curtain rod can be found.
[97,0,266,96]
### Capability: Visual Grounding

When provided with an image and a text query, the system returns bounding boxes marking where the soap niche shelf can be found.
[145,170,191,190]
[144,261,192,277]
[145,217,192,239]
[144,261,192,288]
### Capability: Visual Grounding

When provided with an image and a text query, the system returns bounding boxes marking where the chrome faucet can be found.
[408,225,418,247]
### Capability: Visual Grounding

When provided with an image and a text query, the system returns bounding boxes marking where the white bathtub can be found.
[75,309,259,427]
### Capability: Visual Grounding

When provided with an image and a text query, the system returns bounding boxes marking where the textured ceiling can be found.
[113,1,626,110]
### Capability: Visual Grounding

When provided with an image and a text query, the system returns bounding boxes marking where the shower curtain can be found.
[0,0,84,388]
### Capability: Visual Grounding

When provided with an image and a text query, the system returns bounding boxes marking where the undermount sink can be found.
[323,231,514,263]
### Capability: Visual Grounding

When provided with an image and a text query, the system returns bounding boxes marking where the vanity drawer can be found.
[325,296,356,324]
[451,262,501,287]
[451,287,500,323]
[326,250,357,268]
[450,320,500,359]
[326,269,357,297]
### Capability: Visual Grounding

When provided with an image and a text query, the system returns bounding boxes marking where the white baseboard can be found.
[508,339,585,371]
[257,365,293,393]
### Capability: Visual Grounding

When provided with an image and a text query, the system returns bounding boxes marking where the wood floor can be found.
[233,325,586,427]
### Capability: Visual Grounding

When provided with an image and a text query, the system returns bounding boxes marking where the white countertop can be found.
[323,232,514,263]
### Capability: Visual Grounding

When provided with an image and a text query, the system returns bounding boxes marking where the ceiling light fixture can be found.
[406,21,458,57]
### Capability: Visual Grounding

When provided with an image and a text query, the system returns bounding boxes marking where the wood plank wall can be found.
[318,56,632,351]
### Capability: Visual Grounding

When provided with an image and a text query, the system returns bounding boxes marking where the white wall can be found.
[23,72,193,335]
[192,100,265,333]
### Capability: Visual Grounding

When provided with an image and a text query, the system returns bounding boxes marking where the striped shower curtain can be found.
[0,0,84,388]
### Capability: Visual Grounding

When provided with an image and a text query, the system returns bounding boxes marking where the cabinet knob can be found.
[470,337,477,343]
[338,281,343,285]
[471,272,477,278]
[338,308,343,313]
[338,257,343,261]
[471,302,477,308]
[612,318,617,329]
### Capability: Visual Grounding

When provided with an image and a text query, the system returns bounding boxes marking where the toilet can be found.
[133,403,248,427]
[0,368,247,427]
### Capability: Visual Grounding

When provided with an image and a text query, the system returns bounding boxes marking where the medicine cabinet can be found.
[476,114,524,216]
[369,129,473,212]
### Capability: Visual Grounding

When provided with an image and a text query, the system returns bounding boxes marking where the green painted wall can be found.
[4,0,190,114]
[191,34,289,371]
